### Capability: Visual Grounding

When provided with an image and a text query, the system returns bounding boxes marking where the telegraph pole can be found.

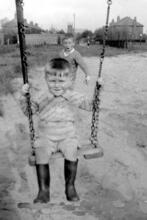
[73,13,75,33]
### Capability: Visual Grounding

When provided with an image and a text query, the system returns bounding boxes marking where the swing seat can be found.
[51,144,104,159]
[28,144,104,166]
[80,144,104,159]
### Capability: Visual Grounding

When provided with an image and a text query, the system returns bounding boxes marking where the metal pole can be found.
[15,0,28,83]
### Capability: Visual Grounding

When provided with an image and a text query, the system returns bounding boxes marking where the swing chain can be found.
[20,0,24,6]
[26,93,35,154]
[107,0,112,6]
[90,0,112,147]
[15,0,35,154]
[91,82,102,147]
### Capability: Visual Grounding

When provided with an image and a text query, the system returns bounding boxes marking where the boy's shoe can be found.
[64,159,80,202]
[34,164,50,203]
[34,189,50,203]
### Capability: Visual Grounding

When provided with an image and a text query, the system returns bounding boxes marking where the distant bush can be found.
[76,30,93,43]
[0,45,17,54]
[94,28,104,42]
[4,34,17,44]
[0,70,13,94]
[0,64,22,95]
[14,64,22,74]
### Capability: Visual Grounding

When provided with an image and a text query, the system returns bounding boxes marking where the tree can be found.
[57,29,65,34]
[94,28,104,42]
[76,30,93,43]
[80,30,93,38]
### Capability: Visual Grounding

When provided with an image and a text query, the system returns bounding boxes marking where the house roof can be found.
[111,17,143,27]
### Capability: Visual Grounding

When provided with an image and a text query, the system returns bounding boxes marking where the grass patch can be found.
[0,45,18,55]
[13,64,22,74]
[0,70,17,95]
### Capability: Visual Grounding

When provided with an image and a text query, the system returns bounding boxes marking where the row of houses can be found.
[0,31,59,46]
[109,16,144,40]
[0,15,145,46]
[0,14,60,46]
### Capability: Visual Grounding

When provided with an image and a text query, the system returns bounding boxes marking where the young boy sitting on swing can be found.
[59,33,90,85]
[20,58,101,203]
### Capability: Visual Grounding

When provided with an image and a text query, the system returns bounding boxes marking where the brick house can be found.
[0,14,58,45]
[109,16,144,40]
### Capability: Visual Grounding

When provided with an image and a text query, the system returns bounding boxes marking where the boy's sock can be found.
[34,164,50,203]
[64,159,79,202]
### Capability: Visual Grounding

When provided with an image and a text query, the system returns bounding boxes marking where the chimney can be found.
[117,16,120,22]
[134,17,137,24]
[110,19,115,26]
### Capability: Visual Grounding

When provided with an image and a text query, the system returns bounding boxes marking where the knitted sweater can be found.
[20,89,92,140]
[59,49,89,81]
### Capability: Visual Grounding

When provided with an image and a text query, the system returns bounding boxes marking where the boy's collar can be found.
[47,89,71,100]
[63,48,75,57]
[61,89,72,100]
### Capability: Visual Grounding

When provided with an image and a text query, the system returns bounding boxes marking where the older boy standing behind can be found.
[59,33,90,84]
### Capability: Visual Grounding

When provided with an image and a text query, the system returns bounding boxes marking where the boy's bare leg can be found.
[64,159,79,202]
[34,164,50,203]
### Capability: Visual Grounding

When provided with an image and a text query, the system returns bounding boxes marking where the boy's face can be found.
[45,68,73,96]
[63,38,74,52]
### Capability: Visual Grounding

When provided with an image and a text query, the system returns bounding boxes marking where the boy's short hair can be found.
[45,58,71,77]
[63,33,74,41]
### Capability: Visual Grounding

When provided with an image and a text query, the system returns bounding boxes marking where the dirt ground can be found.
[1,53,147,219]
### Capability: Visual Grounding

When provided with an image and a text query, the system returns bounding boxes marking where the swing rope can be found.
[91,0,112,147]
[15,0,112,160]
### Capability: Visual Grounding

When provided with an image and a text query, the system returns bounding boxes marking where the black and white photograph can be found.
[0,0,147,219]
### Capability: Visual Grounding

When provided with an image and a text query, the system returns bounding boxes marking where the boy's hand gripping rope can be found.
[91,0,112,147]
[15,0,35,157]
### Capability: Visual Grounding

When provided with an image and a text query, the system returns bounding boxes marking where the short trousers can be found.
[35,136,78,164]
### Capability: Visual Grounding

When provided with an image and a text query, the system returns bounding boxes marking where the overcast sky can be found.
[0,0,147,32]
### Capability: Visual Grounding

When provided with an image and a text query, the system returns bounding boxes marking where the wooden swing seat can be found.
[51,144,104,160]
[28,144,104,166]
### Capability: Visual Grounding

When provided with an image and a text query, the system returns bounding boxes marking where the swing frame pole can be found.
[98,0,112,79]
[15,0,35,157]
[98,0,112,78]
[15,0,28,83]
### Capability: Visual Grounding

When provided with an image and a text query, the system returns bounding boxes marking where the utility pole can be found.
[73,13,75,34]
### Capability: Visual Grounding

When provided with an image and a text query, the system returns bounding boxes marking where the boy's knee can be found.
[34,137,57,164]
[60,138,78,161]
[35,147,51,164]
[63,146,78,162]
